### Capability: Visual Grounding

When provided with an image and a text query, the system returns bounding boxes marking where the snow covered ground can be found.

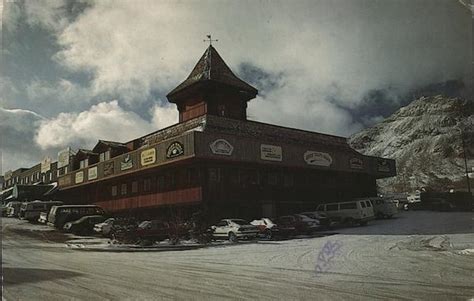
[2,211,474,300]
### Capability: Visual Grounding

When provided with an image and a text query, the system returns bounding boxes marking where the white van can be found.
[363,197,397,219]
[316,200,375,226]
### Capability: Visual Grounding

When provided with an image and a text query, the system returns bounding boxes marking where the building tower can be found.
[166,45,258,122]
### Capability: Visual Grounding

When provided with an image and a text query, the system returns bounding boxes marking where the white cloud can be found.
[51,0,470,135]
[34,100,174,150]
[0,107,46,172]
[151,104,178,130]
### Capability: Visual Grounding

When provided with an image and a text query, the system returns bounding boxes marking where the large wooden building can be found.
[19,46,397,220]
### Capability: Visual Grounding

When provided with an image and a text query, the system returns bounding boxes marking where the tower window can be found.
[218,105,226,117]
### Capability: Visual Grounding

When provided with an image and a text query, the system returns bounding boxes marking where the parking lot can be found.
[2,210,474,300]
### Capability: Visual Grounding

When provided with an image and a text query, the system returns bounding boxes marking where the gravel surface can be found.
[2,211,474,300]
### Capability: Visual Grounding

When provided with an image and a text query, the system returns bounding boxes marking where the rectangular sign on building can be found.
[41,157,52,173]
[4,170,13,181]
[260,144,282,162]
[88,166,98,180]
[141,148,156,166]
[75,171,84,184]
[57,148,71,168]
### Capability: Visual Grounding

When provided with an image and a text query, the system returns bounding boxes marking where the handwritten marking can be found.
[315,240,343,276]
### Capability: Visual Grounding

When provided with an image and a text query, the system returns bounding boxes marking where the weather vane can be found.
[203,34,218,46]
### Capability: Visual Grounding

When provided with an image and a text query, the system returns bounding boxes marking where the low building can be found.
[53,45,396,220]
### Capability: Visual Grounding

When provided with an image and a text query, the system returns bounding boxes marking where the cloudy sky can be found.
[0,0,472,173]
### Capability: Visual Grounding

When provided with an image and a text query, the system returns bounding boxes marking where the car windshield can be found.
[138,221,150,228]
[295,214,313,221]
[231,219,249,225]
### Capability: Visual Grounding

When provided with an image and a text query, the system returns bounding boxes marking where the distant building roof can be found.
[167,45,258,101]
[92,140,128,153]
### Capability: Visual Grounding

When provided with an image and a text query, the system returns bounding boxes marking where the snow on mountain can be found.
[349,95,473,193]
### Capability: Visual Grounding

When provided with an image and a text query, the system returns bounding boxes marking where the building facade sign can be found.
[88,166,98,180]
[349,157,364,169]
[120,154,133,171]
[58,175,71,186]
[260,144,282,162]
[377,159,391,172]
[104,161,115,176]
[75,171,84,184]
[140,148,156,166]
[41,157,52,173]
[304,151,333,167]
[166,142,184,159]
[210,139,234,156]
[4,170,13,181]
[57,148,71,168]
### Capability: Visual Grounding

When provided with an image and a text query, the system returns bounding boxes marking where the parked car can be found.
[299,211,332,229]
[93,218,116,237]
[113,220,189,245]
[47,205,106,229]
[5,201,22,217]
[63,215,107,235]
[275,215,319,235]
[316,200,374,226]
[38,212,49,224]
[428,198,455,212]
[250,218,280,239]
[212,219,259,242]
[365,198,398,218]
[1,205,8,217]
[19,200,63,222]
[293,214,321,233]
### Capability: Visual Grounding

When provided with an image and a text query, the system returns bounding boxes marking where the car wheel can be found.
[264,229,273,240]
[346,218,356,227]
[228,232,237,243]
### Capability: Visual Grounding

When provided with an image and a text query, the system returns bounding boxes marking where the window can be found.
[360,201,366,208]
[144,178,152,192]
[131,181,138,193]
[327,204,339,211]
[240,169,259,186]
[100,151,111,162]
[284,174,294,187]
[157,175,165,192]
[167,173,176,188]
[229,169,240,185]
[366,201,372,207]
[218,104,226,117]
[111,186,118,196]
[217,220,228,227]
[267,173,278,185]
[187,168,198,185]
[121,183,127,195]
[80,159,89,169]
[209,168,220,182]
[340,202,357,210]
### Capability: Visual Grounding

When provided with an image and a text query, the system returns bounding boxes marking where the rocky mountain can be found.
[349,95,474,193]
